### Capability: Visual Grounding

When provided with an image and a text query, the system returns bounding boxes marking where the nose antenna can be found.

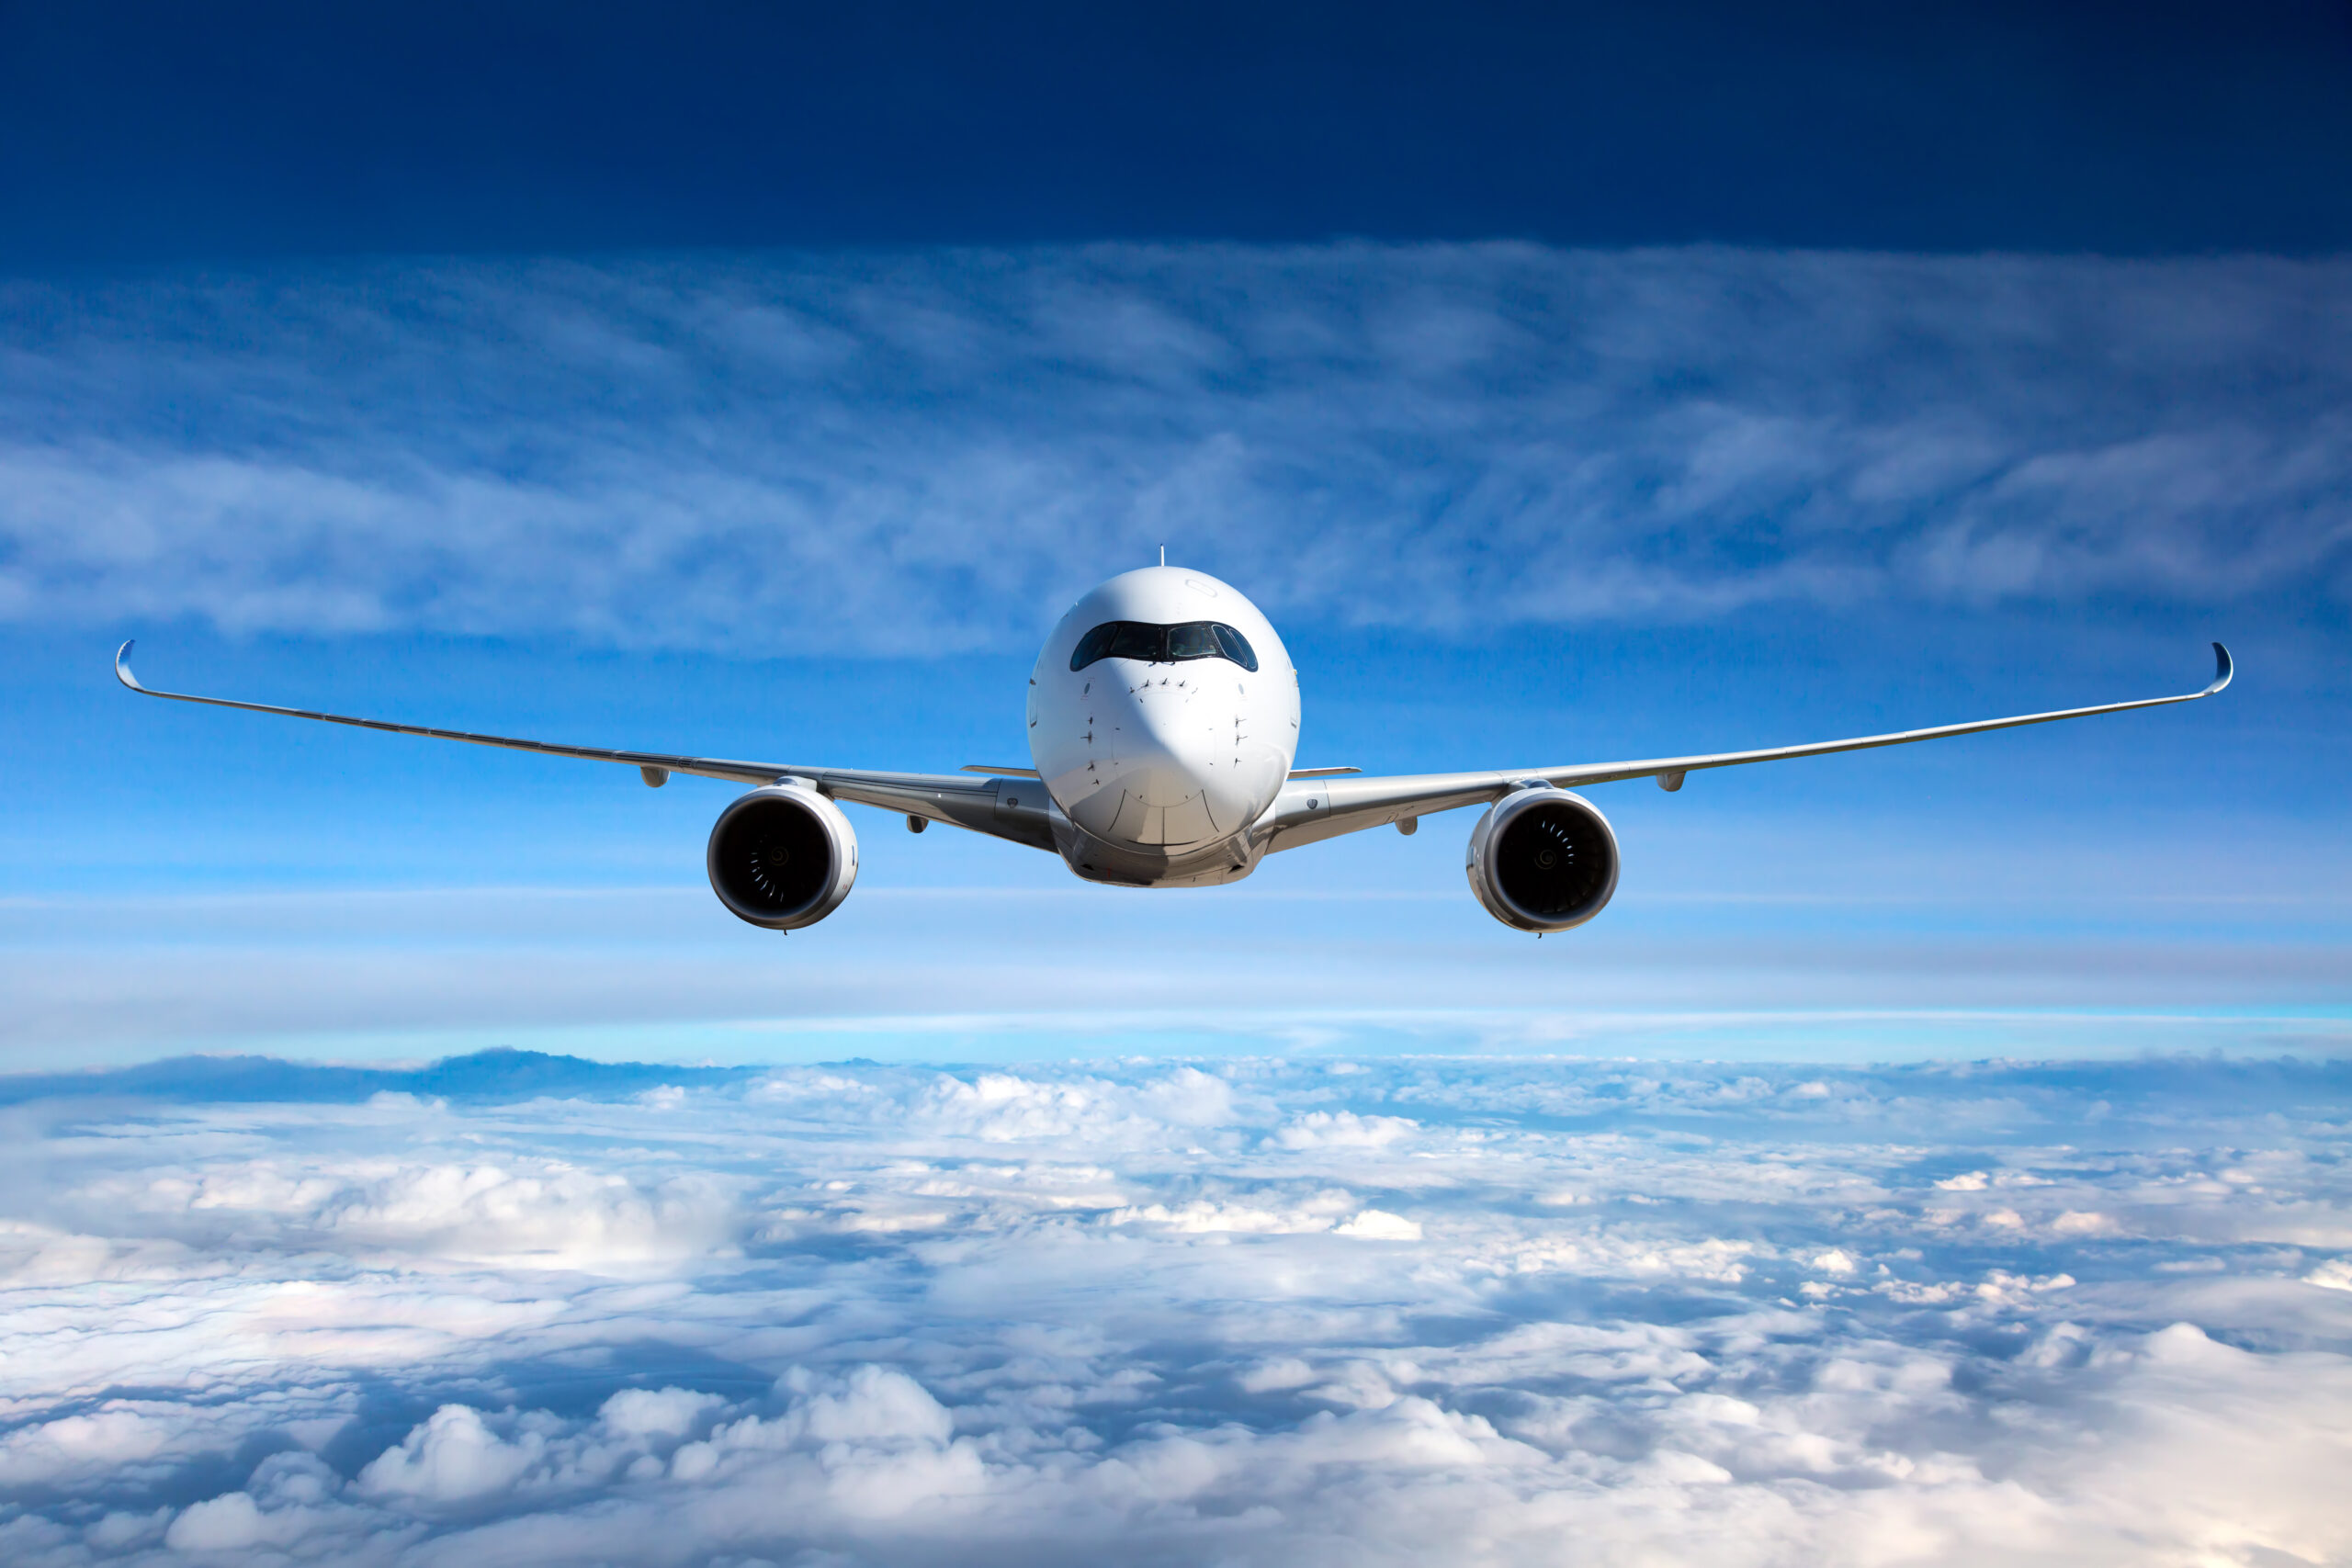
[1159,544,1166,567]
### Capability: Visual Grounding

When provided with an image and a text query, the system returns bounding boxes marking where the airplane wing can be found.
[1257,643,2234,853]
[113,642,1060,850]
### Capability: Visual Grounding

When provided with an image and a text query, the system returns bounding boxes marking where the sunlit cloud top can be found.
[0,1052,2346,1564]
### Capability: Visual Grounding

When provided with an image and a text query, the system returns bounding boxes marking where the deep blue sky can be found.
[6,1,2352,265]
[0,4,2346,1066]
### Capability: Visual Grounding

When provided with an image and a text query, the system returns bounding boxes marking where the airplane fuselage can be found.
[1028,567,1298,887]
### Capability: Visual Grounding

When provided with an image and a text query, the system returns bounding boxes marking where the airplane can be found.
[115,564,2233,935]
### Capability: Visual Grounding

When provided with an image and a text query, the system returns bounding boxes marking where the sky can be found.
[1,5,2349,1563]
[7,2,2352,262]
[3,243,2346,1066]
[1,6,2347,1067]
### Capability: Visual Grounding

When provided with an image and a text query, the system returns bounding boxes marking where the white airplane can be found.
[117,565,2233,935]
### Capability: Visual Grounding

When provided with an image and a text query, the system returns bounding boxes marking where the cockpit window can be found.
[1070,620,1259,673]
[1165,622,1223,660]
[1073,622,1164,666]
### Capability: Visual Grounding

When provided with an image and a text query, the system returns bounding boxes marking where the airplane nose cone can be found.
[1066,671,1257,848]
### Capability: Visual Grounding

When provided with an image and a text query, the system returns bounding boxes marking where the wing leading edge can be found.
[1257,643,2234,853]
[112,642,1057,849]
[115,640,2233,866]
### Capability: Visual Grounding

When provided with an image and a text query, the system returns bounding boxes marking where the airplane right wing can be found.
[1257,643,2234,853]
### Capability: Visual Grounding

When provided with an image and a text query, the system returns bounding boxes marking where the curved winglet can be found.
[108,639,804,787]
[1262,639,2244,854]
[2204,641,2233,696]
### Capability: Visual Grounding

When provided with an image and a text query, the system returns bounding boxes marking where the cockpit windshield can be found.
[1071,620,1259,673]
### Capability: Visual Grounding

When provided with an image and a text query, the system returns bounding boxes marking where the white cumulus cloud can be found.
[0,1054,2344,1564]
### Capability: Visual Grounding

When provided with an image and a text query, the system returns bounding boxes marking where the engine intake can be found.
[1465,787,1620,933]
[707,783,859,931]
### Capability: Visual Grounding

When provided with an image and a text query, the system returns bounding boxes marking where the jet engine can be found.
[706,783,859,931]
[1464,786,1620,933]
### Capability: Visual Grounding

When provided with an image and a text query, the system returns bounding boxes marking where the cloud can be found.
[0,1054,2346,1563]
[72,1148,743,1269]
[3,245,2346,652]
[1272,1109,1419,1149]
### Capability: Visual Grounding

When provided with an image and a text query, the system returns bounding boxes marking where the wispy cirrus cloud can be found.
[3,244,2346,652]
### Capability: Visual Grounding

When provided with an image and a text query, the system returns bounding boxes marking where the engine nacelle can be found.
[706,782,859,931]
[1465,786,1620,933]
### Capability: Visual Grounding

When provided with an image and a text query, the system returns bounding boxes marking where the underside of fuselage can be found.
[1053,818,1264,887]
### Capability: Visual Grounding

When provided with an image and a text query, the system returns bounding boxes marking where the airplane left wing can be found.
[1256,642,2234,853]
[113,642,1059,850]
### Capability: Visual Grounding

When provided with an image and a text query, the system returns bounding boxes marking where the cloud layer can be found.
[5,244,2347,650]
[0,1053,2346,1564]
